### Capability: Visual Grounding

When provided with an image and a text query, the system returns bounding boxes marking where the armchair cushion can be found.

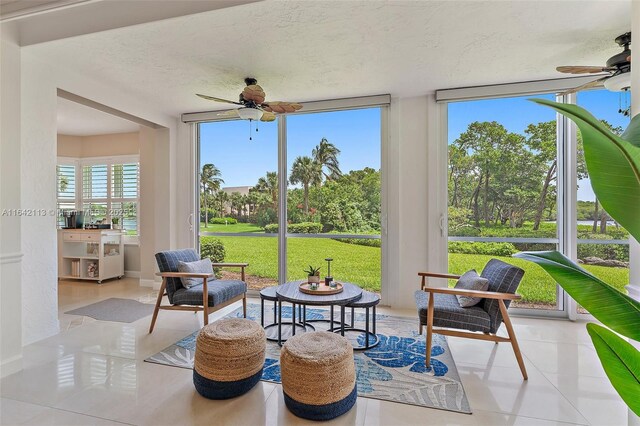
[173,280,247,307]
[178,258,215,289]
[480,259,525,333]
[155,249,200,303]
[454,270,489,307]
[414,290,491,333]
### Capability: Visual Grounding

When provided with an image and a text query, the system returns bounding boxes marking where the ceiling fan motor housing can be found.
[607,32,631,69]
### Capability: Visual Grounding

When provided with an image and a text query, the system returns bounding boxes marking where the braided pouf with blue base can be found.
[280,331,357,421]
[193,318,265,400]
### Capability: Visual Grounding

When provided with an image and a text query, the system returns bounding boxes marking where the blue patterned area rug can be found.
[145,304,471,414]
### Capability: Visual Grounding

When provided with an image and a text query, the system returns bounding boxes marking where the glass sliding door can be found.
[575,89,630,313]
[285,108,382,293]
[447,94,563,310]
[198,119,279,290]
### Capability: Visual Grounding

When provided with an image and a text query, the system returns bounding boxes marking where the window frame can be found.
[439,80,633,319]
[57,154,140,244]
[192,96,389,297]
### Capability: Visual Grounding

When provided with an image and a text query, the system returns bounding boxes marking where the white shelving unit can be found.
[58,229,124,284]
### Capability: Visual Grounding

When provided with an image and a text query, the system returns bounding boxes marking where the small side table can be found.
[334,291,381,350]
[260,286,310,342]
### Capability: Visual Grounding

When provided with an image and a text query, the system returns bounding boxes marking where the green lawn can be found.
[200,222,265,233]
[202,236,629,305]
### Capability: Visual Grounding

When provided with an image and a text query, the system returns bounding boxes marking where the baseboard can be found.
[125,270,140,278]
[1,354,22,378]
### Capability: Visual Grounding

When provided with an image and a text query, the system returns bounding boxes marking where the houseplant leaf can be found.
[587,323,640,416]
[513,250,640,341]
[530,99,640,242]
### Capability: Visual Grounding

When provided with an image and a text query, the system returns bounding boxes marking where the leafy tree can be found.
[312,138,342,180]
[525,121,558,230]
[229,191,244,219]
[289,156,322,215]
[200,164,224,228]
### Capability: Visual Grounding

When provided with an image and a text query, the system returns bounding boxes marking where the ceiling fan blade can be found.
[196,93,242,105]
[216,109,240,118]
[556,66,614,75]
[559,76,608,96]
[262,101,303,114]
[260,111,276,122]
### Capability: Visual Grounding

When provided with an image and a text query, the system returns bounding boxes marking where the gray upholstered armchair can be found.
[414,259,527,380]
[149,248,248,333]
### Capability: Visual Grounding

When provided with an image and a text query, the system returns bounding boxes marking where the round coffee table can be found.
[275,280,363,345]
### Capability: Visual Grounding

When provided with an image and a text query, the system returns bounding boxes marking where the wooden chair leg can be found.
[242,294,247,318]
[425,292,435,367]
[149,278,167,333]
[499,300,528,380]
[202,277,209,326]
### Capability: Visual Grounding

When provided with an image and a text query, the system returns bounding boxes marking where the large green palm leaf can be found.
[513,250,640,341]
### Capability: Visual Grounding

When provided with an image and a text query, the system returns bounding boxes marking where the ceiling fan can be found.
[556,32,631,95]
[196,78,303,122]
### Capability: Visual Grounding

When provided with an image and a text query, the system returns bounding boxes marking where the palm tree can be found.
[312,138,342,180]
[289,156,322,215]
[255,171,278,210]
[200,164,224,228]
[214,190,229,217]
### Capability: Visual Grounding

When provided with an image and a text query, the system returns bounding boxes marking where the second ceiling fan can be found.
[556,32,631,95]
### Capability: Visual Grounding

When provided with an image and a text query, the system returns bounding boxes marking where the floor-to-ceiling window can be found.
[575,89,630,313]
[447,94,563,310]
[197,105,383,292]
[198,119,279,289]
[286,109,381,292]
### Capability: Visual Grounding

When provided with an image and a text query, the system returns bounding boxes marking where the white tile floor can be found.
[0,278,635,426]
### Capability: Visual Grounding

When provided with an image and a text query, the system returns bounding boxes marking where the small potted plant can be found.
[304,265,321,285]
[111,217,120,230]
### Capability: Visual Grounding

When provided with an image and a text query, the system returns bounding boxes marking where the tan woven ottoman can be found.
[280,331,357,420]
[193,318,266,399]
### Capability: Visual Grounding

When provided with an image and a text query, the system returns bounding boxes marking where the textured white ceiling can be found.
[57,97,139,136]
[30,1,631,117]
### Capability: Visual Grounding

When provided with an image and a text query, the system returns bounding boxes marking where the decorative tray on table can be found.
[299,282,344,295]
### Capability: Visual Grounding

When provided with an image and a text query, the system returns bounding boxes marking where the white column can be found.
[0,22,23,376]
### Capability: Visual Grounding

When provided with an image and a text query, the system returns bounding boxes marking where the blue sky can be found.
[200,89,629,201]
[448,89,630,202]
[199,108,381,188]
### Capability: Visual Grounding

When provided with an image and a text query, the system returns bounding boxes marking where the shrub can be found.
[263,222,323,234]
[209,216,238,225]
[264,223,278,233]
[200,238,225,277]
[448,241,518,256]
[289,222,323,234]
[334,238,381,248]
[256,208,277,228]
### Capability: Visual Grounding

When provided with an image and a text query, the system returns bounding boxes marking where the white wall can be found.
[385,95,448,309]
[15,47,181,347]
[0,23,24,376]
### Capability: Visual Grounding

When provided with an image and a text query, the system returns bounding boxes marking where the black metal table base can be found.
[328,305,380,350]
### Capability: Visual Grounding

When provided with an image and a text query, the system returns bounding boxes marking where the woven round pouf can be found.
[193,318,266,399]
[280,331,356,421]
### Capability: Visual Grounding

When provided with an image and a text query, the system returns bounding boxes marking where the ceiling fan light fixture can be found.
[603,72,631,92]
[237,107,263,121]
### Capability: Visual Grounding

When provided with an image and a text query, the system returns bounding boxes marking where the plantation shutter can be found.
[83,164,108,200]
[56,164,76,226]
